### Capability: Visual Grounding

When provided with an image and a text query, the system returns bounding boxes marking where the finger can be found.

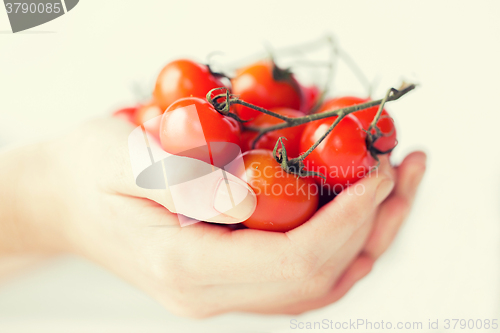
[285,156,395,270]
[116,116,257,224]
[195,217,374,316]
[363,151,427,259]
[286,254,375,315]
[177,226,296,284]
[318,211,375,284]
[274,220,375,315]
[229,255,375,316]
[327,254,374,303]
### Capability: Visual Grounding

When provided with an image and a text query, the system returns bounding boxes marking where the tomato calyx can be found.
[206,87,248,123]
[365,118,398,157]
[270,60,308,112]
[271,62,294,82]
[363,84,411,161]
[272,137,327,180]
[364,125,397,171]
[205,63,232,81]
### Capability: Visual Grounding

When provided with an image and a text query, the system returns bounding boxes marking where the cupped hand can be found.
[27,117,425,318]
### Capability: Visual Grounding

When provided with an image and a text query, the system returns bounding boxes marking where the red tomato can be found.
[160,97,241,168]
[239,108,306,158]
[231,60,303,121]
[134,101,164,140]
[300,84,321,114]
[318,96,369,112]
[112,106,138,123]
[319,96,397,153]
[228,149,318,232]
[300,114,376,191]
[153,59,227,112]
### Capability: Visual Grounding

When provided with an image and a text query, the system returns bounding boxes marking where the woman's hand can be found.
[0,117,425,317]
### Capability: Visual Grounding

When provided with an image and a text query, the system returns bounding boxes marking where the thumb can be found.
[123,116,257,225]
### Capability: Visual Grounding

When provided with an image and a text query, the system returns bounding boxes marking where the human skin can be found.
[0,117,426,317]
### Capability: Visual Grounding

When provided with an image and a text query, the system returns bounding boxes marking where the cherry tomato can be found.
[112,106,138,123]
[319,96,397,153]
[134,101,164,140]
[318,96,369,112]
[300,84,321,114]
[153,59,227,112]
[228,149,318,232]
[160,97,240,167]
[239,108,306,158]
[300,114,376,191]
[231,60,303,121]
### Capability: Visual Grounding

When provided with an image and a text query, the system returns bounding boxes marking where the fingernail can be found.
[375,177,395,205]
[213,179,257,222]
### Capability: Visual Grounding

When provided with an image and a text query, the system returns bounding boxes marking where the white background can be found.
[0,1,499,332]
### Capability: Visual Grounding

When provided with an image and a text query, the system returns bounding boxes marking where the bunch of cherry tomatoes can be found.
[114,54,412,232]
